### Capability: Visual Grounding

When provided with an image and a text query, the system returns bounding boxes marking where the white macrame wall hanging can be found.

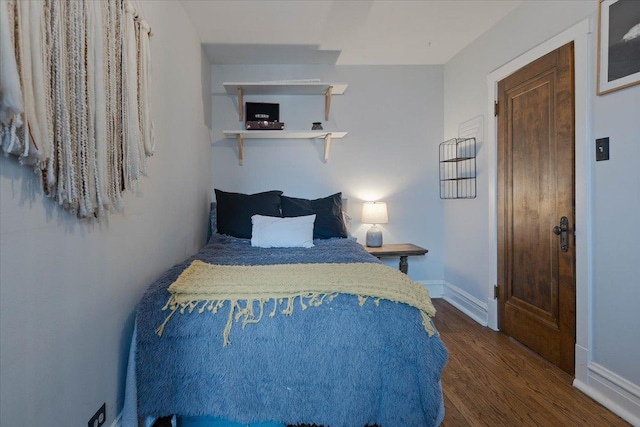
[0,0,154,218]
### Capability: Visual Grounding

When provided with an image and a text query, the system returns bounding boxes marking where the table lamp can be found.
[362,202,388,247]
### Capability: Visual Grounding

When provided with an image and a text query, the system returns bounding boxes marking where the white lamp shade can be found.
[362,202,388,224]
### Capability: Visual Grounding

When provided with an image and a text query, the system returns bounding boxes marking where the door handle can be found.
[553,216,569,252]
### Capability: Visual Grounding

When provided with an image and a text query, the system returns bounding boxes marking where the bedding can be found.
[280,192,348,239]
[209,193,353,241]
[134,233,447,427]
[214,189,283,238]
[250,214,315,248]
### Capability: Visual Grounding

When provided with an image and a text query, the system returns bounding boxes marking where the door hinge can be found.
[494,100,499,116]
[494,284,499,299]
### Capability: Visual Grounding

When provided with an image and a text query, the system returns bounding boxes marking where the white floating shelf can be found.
[222,131,347,139]
[223,82,348,96]
[223,81,348,121]
[221,131,348,165]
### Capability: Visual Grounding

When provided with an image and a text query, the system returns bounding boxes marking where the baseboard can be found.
[417,280,444,299]
[573,362,640,426]
[575,343,589,386]
[111,411,122,427]
[441,281,488,326]
[487,297,499,331]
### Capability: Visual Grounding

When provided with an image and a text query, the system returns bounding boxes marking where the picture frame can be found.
[597,0,640,95]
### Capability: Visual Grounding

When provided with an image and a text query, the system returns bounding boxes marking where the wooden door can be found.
[497,42,576,374]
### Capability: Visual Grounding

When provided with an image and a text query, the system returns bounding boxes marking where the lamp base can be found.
[366,225,383,247]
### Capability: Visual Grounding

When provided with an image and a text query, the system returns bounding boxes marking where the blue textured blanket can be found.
[136,234,448,427]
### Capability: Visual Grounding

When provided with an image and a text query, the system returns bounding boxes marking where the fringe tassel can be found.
[222,301,238,346]
[154,291,410,347]
[155,304,178,337]
[1,0,154,218]
[421,311,436,337]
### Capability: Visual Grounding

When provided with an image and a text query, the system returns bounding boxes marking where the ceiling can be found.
[180,0,522,66]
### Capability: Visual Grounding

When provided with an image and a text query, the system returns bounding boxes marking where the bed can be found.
[125,190,448,427]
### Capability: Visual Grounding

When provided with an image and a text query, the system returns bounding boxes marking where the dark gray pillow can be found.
[215,189,283,239]
[280,192,348,239]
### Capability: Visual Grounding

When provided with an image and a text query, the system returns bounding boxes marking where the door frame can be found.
[486,19,592,382]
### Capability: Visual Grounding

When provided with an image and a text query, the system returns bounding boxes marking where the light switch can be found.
[596,137,609,161]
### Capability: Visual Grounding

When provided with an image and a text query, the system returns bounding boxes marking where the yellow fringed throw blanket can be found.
[157,261,437,345]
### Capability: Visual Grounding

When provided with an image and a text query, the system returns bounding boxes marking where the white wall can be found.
[0,2,212,426]
[443,0,640,422]
[211,65,444,281]
[591,79,640,383]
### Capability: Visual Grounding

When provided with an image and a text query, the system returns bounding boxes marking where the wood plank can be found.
[325,86,332,121]
[363,243,428,257]
[223,82,348,95]
[222,131,347,139]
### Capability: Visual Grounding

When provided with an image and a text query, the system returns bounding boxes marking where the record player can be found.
[245,102,284,130]
[245,120,285,130]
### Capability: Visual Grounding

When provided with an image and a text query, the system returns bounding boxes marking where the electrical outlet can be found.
[88,403,106,427]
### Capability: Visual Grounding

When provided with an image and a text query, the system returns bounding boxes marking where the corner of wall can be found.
[442,281,488,327]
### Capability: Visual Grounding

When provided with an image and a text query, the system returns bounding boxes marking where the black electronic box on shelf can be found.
[245,102,283,130]
[245,121,285,130]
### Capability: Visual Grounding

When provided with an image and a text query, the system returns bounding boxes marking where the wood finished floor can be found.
[432,299,629,426]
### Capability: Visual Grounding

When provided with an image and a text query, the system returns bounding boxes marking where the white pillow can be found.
[251,214,316,248]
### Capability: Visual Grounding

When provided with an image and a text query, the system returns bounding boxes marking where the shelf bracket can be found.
[237,87,244,121]
[236,134,244,166]
[323,133,332,163]
[325,86,332,121]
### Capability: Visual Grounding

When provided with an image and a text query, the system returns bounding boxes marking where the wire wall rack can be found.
[439,137,477,199]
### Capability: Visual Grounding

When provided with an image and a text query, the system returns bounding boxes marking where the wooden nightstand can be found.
[364,243,428,274]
